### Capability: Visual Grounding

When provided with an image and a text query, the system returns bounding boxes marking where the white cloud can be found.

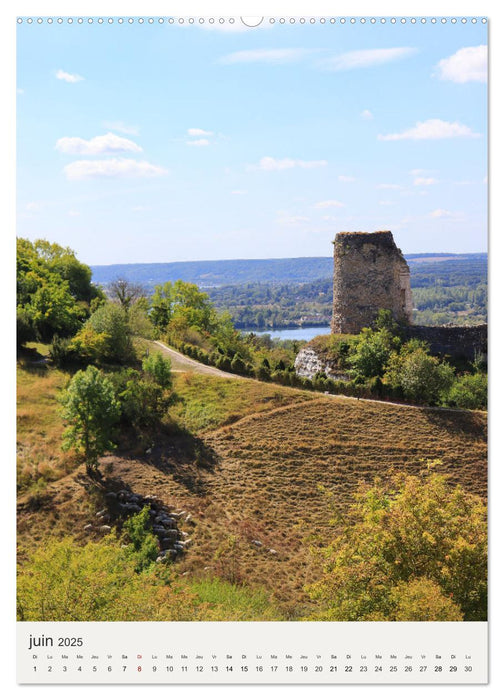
[377,183,403,190]
[379,201,394,206]
[413,177,438,186]
[251,156,328,171]
[68,210,81,217]
[338,175,356,182]
[435,45,487,84]
[17,88,24,95]
[26,202,40,211]
[187,128,214,137]
[231,190,247,195]
[64,158,168,180]
[320,47,417,71]
[131,205,149,212]
[220,48,315,65]
[361,109,373,120]
[379,119,480,141]
[56,132,143,156]
[56,69,84,83]
[186,139,210,147]
[103,121,139,135]
[483,175,488,184]
[314,200,345,209]
[430,208,464,220]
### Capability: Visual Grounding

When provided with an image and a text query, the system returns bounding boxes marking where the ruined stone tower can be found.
[331,230,413,334]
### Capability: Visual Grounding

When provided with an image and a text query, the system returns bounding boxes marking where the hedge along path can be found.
[151,340,487,415]
[152,340,248,379]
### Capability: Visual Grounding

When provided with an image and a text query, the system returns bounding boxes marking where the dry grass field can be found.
[17,355,487,618]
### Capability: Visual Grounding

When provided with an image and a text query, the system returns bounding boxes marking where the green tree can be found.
[84,302,134,363]
[16,237,103,344]
[349,328,399,379]
[142,351,172,388]
[305,468,487,621]
[150,280,216,334]
[385,342,455,404]
[60,366,121,476]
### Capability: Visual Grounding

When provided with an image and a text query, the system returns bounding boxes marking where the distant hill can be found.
[91,253,487,289]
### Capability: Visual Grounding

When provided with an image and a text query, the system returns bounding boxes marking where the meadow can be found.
[17,354,487,619]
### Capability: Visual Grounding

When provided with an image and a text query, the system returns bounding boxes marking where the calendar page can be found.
[15,4,489,686]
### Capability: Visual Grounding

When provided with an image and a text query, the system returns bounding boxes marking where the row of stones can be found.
[84,488,193,562]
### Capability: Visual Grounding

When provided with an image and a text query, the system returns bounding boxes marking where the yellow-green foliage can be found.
[388,577,462,621]
[305,467,487,621]
[17,535,283,621]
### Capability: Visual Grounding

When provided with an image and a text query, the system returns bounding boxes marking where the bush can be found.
[444,372,487,410]
[142,352,172,389]
[49,335,79,368]
[368,376,384,397]
[305,468,487,621]
[230,356,246,374]
[122,507,160,573]
[83,303,135,364]
[349,328,398,379]
[117,375,168,430]
[255,365,271,381]
[385,343,455,405]
[69,326,111,364]
[17,307,36,346]
[388,577,462,621]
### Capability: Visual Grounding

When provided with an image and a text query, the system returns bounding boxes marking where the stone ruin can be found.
[294,229,487,378]
[332,230,413,334]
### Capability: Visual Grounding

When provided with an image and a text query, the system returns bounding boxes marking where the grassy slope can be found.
[17,361,487,618]
[17,362,78,493]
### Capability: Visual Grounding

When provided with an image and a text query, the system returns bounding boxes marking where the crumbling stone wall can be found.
[406,324,487,361]
[332,231,413,334]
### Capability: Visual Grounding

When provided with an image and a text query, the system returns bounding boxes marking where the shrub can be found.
[122,507,160,573]
[349,328,398,379]
[118,377,168,429]
[17,307,36,346]
[49,335,79,368]
[255,365,271,381]
[69,326,111,364]
[142,352,172,389]
[85,302,134,363]
[388,578,462,621]
[444,372,487,410]
[305,468,487,621]
[385,343,455,405]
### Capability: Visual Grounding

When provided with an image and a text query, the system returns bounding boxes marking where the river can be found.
[241,326,331,342]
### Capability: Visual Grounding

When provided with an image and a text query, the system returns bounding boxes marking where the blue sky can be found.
[16,18,488,265]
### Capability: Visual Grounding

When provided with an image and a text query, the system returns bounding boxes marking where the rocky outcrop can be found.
[294,346,350,381]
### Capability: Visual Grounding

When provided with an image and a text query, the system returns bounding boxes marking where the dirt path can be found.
[151,340,248,379]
